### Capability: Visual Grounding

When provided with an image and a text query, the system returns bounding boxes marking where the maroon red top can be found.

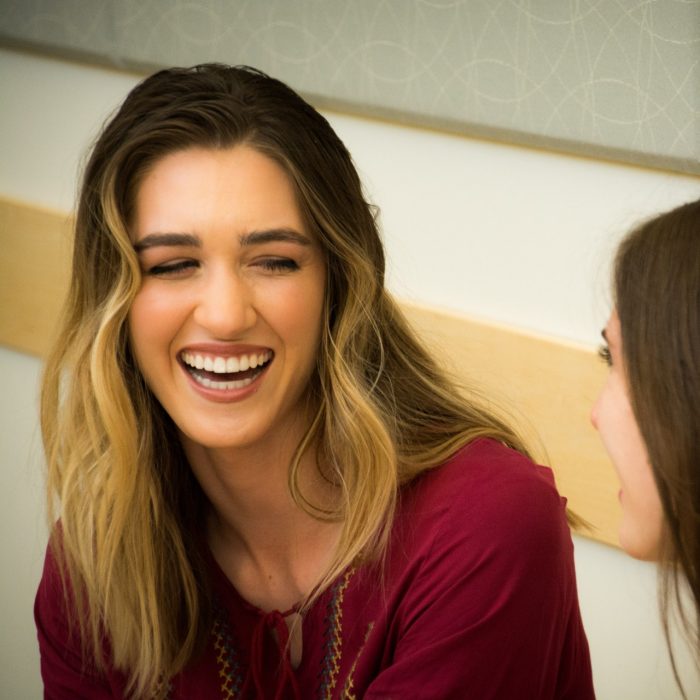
[36,439,595,699]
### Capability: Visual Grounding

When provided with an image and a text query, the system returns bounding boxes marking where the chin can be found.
[177,421,266,452]
[618,527,661,562]
[190,433,262,451]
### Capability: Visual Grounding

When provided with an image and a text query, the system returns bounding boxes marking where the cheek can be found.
[593,380,647,493]
[591,383,616,442]
[619,469,664,561]
[128,293,154,354]
[274,274,326,350]
[595,384,663,558]
[127,288,183,364]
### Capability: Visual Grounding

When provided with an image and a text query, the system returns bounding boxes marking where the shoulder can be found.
[407,438,565,527]
[34,540,85,664]
[435,437,556,490]
[35,539,68,619]
[396,438,572,573]
[359,440,592,698]
[35,539,125,697]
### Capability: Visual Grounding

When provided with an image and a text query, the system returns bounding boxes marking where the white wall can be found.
[0,347,46,700]
[2,48,699,699]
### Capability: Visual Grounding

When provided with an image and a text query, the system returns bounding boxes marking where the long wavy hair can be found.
[613,198,700,695]
[41,64,529,698]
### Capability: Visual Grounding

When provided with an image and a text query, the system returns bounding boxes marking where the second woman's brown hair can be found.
[614,197,700,692]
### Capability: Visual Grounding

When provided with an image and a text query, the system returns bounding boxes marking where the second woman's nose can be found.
[590,396,600,430]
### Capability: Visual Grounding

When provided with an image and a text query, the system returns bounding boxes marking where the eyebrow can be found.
[239,229,311,247]
[133,228,310,252]
[601,329,608,342]
[133,232,200,252]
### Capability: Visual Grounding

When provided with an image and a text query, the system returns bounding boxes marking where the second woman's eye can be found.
[147,260,199,276]
[258,258,300,272]
[597,345,612,367]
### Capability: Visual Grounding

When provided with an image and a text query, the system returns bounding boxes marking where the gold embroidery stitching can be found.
[319,568,355,699]
[342,621,375,699]
[212,612,242,699]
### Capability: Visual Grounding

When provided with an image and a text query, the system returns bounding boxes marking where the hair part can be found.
[614,197,700,695]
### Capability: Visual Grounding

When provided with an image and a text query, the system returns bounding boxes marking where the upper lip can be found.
[178,343,272,357]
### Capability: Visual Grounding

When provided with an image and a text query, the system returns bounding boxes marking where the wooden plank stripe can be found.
[0,195,620,546]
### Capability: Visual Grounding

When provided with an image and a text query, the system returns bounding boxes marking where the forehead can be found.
[138,145,294,197]
[132,145,308,237]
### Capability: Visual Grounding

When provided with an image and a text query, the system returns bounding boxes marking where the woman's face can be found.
[591,310,664,560]
[128,145,326,454]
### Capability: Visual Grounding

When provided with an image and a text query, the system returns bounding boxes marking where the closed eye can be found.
[257,258,300,272]
[147,260,199,277]
[597,345,612,366]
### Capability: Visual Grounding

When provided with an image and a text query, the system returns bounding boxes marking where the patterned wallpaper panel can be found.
[1,0,698,173]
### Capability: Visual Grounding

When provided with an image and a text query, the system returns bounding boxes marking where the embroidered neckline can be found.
[317,567,355,699]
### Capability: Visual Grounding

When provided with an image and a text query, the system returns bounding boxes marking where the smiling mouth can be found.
[180,350,273,390]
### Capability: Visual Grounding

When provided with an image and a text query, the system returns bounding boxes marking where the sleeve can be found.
[364,451,595,700]
[34,545,118,700]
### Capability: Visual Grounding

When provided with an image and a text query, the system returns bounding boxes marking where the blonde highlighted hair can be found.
[42,64,529,697]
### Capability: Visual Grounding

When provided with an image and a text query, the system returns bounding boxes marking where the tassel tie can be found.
[241,607,302,700]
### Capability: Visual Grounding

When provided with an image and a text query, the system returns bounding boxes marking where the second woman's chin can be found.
[618,510,663,562]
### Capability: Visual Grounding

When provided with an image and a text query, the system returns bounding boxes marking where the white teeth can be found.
[181,350,271,376]
[195,374,256,390]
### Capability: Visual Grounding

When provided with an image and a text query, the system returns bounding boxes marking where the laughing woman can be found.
[35,64,593,699]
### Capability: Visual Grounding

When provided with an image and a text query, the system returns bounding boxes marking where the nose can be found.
[193,267,256,338]
[590,396,600,430]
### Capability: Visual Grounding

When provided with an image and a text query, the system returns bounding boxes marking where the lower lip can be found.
[180,360,271,403]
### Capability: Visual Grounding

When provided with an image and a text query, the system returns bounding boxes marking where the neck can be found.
[181,426,341,611]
